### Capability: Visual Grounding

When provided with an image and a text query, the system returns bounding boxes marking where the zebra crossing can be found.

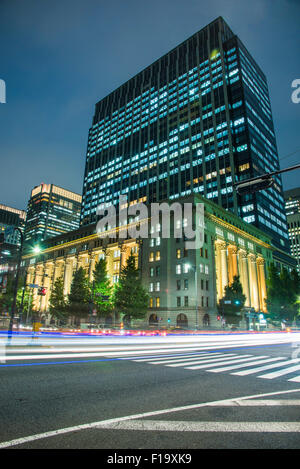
[131,351,300,383]
[2,332,300,384]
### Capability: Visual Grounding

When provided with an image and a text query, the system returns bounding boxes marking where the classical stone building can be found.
[22,195,273,328]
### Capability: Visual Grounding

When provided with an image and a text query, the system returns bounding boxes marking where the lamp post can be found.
[8,227,24,338]
[18,269,27,326]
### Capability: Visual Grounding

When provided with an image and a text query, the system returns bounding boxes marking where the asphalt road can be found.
[0,332,300,450]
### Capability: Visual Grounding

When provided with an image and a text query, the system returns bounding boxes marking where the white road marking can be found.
[150,354,238,366]
[0,347,232,361]
[208,357,286,373]
[218,400,300,406]
[133,352,225,363]
[99,419,300,433]
[259,363,300,380]
[165,354,247,368]
[232,359,296,376]
[185,355,266,370]
[289,376,300,383]
[0,388,299,449]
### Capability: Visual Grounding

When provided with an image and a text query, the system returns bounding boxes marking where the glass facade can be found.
[284,188,300,273]
[80,16,289,252]
[24,183,82,244]
[0,204,26,245]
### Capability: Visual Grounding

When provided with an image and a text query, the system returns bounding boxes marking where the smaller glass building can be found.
[284,187,300,273]
[24,183,82,246]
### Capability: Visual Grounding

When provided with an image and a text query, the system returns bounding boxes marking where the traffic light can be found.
[101,295,110,302]
[167,318,171,323]
[235,177,274,195]
[234,300,241,305]
[38,287,47,296]
[217,315,221,321]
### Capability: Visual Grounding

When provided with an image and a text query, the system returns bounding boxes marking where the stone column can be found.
[231,245,238,280]
[63,258,73,296]
[257,257,267,312]
[220,241,228,296]
[53,260,62,283]
[27,267,34,286]
[33,265,44,313]
[238,250,250,307]
[248,253,259,311]
[105,248,114,283]
[43,262,54,313]
[88,253,96,282]
[215,242,223,300]
[228,244,238,284]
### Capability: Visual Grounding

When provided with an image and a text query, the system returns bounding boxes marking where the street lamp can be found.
[8,227,24,338]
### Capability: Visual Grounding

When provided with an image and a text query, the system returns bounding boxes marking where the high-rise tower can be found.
[80,17,289,261]
[24,183,82,245]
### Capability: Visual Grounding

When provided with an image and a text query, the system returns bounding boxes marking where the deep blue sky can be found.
[0,0,299,210]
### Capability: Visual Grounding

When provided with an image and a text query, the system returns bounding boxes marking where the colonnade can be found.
[215,240,267,312]
[26,241,138,313]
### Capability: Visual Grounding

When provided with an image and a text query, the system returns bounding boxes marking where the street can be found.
[0,331,300,449]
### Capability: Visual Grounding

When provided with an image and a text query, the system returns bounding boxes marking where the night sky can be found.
[0,0,299,211]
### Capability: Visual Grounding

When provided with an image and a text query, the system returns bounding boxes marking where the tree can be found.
[266,264,300,322]
[49,277,67,324]
[92,259,113,318]
[67,267,90,324]
[0,273,30,318]
[218,275,246,325]
[114,254,149,325]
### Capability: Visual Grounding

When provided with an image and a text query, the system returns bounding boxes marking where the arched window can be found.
[149,314,158,326]
[177,313,188,328]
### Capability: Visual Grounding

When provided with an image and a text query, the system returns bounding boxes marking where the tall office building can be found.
[284,187,300,273]
[0,203,26,270]
[0,204,26,289]
[0,204,26,246]
[80,16,289,263]
[24,183,82,245]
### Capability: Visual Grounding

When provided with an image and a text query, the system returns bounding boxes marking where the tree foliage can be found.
[0,274,30,316]
[266,264,300,322]
[67,267,90,319]
[92,259,113,317]
[49,276,67,322]
[114,254,149,322]
[218,275,246,325]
